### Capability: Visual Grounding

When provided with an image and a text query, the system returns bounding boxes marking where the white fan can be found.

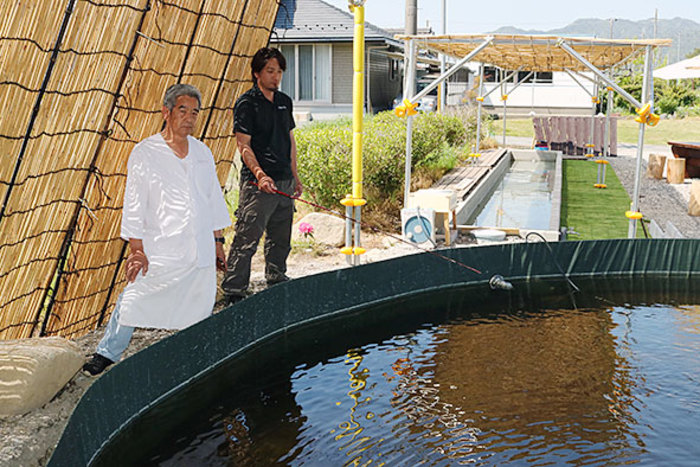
[401,207,436,245]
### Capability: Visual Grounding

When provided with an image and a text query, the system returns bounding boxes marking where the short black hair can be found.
[251,47,286,82]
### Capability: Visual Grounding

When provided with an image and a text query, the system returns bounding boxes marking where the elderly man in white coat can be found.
[83,84,231,376]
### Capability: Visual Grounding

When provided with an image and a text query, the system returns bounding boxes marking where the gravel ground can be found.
[3,143,699,466]
[609,143,700,238]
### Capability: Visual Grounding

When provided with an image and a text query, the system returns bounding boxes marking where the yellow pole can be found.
[352,3,364,201]
[340,1,367,264]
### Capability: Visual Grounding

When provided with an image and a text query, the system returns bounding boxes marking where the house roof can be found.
[394,33,672,72]
[654,54,700,80]
[273,0,399,45]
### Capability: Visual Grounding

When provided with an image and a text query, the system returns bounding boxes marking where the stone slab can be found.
[0,337,83,416]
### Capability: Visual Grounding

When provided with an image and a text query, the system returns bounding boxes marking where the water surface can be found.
[98,279,700,466]
[470,159,555,230]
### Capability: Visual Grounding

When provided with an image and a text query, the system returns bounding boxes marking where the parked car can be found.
[391,86,438,113]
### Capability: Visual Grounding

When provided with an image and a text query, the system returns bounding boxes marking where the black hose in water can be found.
[525,232,581,309]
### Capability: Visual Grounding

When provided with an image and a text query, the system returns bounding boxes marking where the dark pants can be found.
[221,179,295,297]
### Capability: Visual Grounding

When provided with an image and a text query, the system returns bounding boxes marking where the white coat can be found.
[118,133,231,329]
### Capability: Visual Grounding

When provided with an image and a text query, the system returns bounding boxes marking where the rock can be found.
[0,337,83,416]
[292,212,345,247]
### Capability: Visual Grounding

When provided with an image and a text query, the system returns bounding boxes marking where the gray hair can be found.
[163,84,201,110]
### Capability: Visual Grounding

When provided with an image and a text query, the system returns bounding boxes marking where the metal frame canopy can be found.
[394,33,672,239]
[394,33,671,72]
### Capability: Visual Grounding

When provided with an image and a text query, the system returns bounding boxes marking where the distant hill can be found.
[493,17,700,65]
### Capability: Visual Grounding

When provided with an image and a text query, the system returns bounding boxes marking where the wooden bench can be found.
[668,141,700,178]
[434,148,507,200]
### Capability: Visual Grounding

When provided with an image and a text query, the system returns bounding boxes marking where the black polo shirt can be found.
[233,85,295,182]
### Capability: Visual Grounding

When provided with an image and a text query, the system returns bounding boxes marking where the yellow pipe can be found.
[351,4,365,200]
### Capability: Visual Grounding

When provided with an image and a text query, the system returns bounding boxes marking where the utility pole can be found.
[405,0,417,35]
[439,0,446,112]
[608,17,617,39]
[653,8,658,39]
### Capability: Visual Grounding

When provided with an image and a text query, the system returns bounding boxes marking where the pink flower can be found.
[298,222,314,238]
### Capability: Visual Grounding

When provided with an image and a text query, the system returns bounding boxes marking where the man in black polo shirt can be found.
[222,47,303,303]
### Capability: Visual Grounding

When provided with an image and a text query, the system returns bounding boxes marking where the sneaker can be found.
[223,294,245,306]
[266,275,290,286]
[82,353,114,376]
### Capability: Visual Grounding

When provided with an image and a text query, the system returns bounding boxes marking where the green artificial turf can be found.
[561,160,642,240]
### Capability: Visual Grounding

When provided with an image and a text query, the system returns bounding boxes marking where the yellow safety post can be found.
[585,143,596,158]
[467,150,481,166]
[343,0,367,266]
[594,159,609,188]
[585,88,599,158]
[501,94,508,146]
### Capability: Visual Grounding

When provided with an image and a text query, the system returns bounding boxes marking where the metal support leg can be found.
[628,46,653,238]
[345,205,353,266]
[353,206,362,266]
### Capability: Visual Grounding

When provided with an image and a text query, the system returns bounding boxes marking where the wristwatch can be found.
[215,236,225,245]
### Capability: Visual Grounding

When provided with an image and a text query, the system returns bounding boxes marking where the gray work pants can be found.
[221,178,295,297]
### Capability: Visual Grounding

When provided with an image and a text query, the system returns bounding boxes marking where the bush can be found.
[675,105,700,118]
[601,72,698,116]
[295,110,476,219]
[656,95,678,115]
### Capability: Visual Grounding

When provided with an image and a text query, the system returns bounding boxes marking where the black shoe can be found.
[223,294,245,306]
[266,275,290,286]
[82,353,114,376]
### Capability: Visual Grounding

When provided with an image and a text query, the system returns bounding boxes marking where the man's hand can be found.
[125,249,149,282]
[257,175,277,194]
[216,242,227,272]
[293,178,304,198]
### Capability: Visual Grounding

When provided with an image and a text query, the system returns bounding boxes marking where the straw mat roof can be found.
[394,33,672,72]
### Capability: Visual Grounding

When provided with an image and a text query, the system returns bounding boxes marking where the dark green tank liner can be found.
[49,239,700,466]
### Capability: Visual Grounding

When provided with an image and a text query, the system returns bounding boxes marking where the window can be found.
[280,45,295,97]
[515,71,553,84]
[482,67,552,85]
[483,66,500,83]
[534,71,553,83]
[299,45,313,100]
[389,58,399,81]
[279,44,332,102]
[314,44,331,101]
[517,71,534,83]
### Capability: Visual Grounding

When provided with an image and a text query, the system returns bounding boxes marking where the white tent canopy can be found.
[654,55,700,80]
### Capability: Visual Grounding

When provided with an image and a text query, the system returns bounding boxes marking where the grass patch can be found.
[504,118,534,138]
[617,117,700,145]
[503,117,700,146]
[561,160,641,240]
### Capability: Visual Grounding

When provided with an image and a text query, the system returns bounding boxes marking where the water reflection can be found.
[428,309,639,464]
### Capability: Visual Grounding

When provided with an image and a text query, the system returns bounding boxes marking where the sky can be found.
[324,0,700,33]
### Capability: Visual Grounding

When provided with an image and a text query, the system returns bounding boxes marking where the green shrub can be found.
[295,111,474,214]
[601,72,698,116]
[656,95,678,115]
[675,105,700,118]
